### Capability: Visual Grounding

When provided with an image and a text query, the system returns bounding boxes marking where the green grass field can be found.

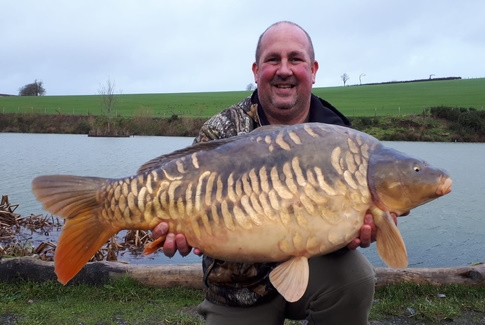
[1,78,484,118]
[314,78,485,117]
[1,278,484,324]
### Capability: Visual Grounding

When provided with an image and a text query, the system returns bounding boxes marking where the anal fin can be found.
[269,256,309,302]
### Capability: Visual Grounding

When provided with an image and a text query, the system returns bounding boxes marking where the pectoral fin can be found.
[373,210,408,268]
[269,256,309,302]
[143,236,166,255]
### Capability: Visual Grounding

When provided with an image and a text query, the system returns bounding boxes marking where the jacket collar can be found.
[251,89,351,127]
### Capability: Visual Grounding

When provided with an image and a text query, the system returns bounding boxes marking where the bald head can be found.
[255,21,315,65]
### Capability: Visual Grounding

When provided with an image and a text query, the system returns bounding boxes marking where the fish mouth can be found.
[436,177,453,196]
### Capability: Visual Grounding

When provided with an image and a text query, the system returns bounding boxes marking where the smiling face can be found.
[252,23,319,125]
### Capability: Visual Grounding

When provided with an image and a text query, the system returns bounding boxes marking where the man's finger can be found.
[347,238,361,250]
[364,213,374,225]
[163,233,176,258]
[152,222,169,239]
[359,225,373,248]
[175,234,191,257]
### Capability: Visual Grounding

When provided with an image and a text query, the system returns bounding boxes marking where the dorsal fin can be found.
[136,138,237,174]
[136,125,285,174]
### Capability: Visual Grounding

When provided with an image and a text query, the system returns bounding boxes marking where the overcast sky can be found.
[2,0,484,96]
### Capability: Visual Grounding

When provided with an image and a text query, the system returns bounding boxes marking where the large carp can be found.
[32,123,452,302]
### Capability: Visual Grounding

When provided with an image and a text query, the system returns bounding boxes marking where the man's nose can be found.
[277,60,293,77]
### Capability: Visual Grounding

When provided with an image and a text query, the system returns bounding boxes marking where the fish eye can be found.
[413,165,421,172]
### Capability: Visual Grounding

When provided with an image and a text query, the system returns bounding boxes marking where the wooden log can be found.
[374,264,485,287]
[0,257,204,289]
[1,257,483,289]
[116,263,204,289]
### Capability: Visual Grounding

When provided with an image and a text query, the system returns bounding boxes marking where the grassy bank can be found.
[1,277,484,324]
[1,105,484,141]
[0,113,206,137]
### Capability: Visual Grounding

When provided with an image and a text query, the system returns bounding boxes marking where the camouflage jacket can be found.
[193,90,351,307]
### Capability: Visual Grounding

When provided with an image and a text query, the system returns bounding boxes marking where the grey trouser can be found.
[197,249,376,325]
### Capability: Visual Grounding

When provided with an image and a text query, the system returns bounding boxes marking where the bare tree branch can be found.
[341,73,350,86]
[98,78,117,116]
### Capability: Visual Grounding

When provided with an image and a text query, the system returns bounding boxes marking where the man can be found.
[153,21,402,324]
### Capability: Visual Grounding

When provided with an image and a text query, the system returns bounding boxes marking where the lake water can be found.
[1,133,483,267]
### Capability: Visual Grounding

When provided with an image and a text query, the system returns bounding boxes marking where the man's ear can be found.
[311,60,319,84]
[252,62,259,83]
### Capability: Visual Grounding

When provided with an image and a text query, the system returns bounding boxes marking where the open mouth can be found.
[275,84,294,89]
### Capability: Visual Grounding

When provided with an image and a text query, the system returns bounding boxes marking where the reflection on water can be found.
[2,133,193,216]
[1,133,483,267]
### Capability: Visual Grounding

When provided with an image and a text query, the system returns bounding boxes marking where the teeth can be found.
[276,85,292,88]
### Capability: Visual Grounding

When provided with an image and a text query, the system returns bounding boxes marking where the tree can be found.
[97,79,118,133]
[341,73,350,86]
[98,78,117,117]
[18,80,45,96]
[246,83,256,91]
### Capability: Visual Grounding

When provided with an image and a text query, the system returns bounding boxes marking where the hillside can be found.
[1,78,484,118]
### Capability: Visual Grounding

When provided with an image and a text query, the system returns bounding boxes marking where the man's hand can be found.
[347,211,408,250]
[152,222,202,257]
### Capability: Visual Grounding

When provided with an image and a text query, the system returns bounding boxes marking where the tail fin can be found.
[32,175,119,284]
